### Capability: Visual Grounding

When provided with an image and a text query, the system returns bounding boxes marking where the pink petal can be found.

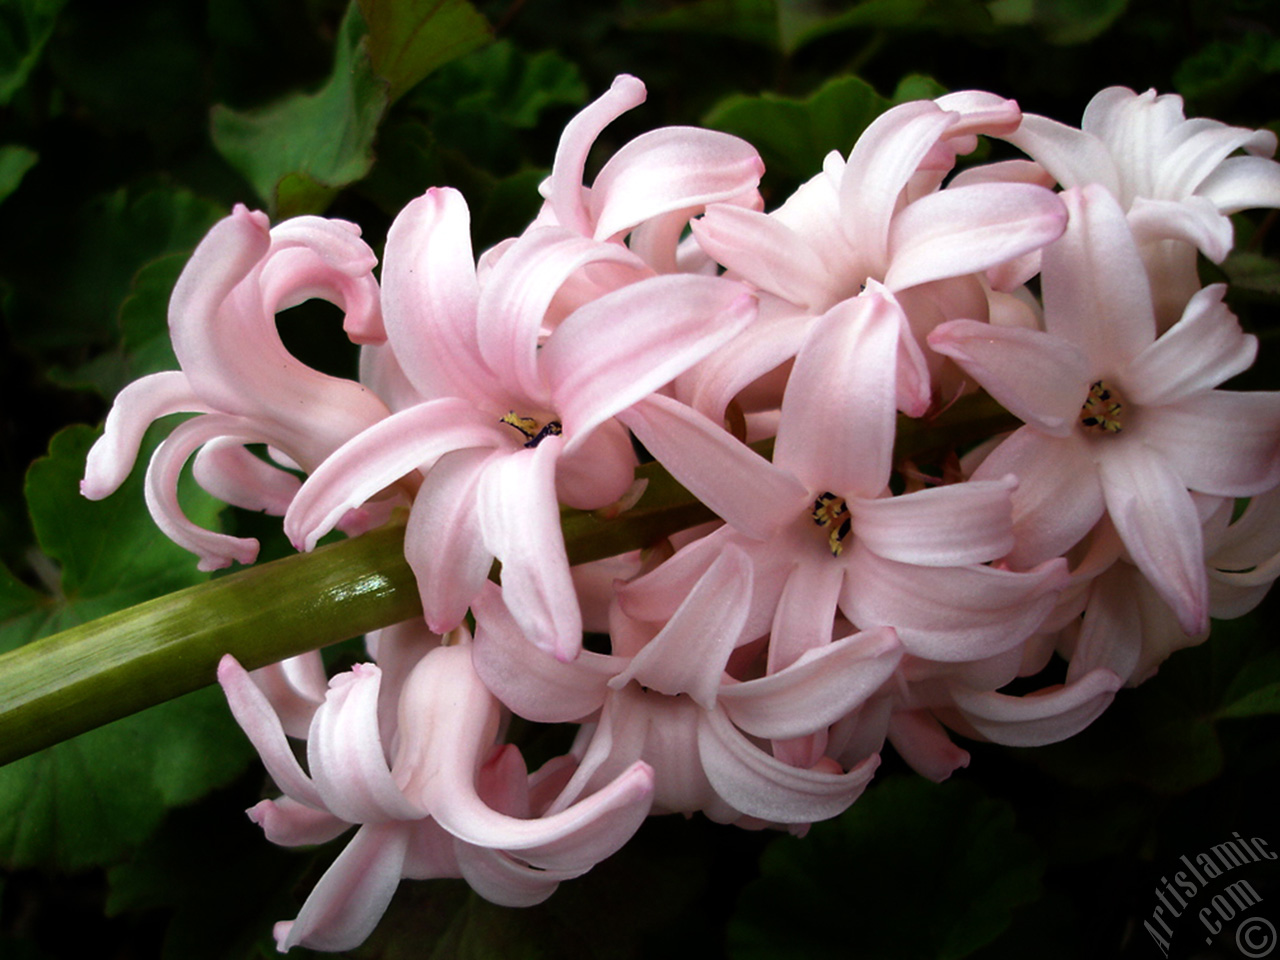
[144,414,264,570]
[885,183,1067,292]
[307,665,426,823]
[971,427,1106,567]
[262,215,383,344]
[928,319,1092,436]
[947,668,1122,746]
[404,447,499,635]
[168,205,273,401]
[849,477,1018,567]
[1124,284,1256,406]
[247,652,327,739]
[541,75,647,236]
[840,547,1067,661]
[720,627,901,740]
[685,296,813,423]
[476,438,582,661]
[192,438,300,516]
[1041,185,1156,368]
[690,204,832,308]
[609,544,753,709]
[81,371,208,500]
[1197,155,1280,214]
[1098,441,1208,635]
[1126,196,1233,262]
[839,101,959,273]
[276,822,410,953]
[472,582,614,723]
[381,187,492,402]
[455,847,571,907]
[284,398,505,551]
[698,710,880,823]
[248,796,349,847]
[766,558,845,673]
[476,226,651,403]
[589,127,764,242]
[886,710,970,782]
[217,655,323,809]
[775,290,901,496]
[1137,391,1280,497]
[396,647,654,868]
[619,394,808,541]
[543,275,757,449]
[1003,114,1122,196]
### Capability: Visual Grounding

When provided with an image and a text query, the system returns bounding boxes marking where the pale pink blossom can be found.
[535,74,765,273]
[284,188,756,660]
[622,287,1067,667]
[1004,86,1280,324]
[684,94,1067,419]
[218,636,654,952]
[929,184,1280,636]
[81,205,392,569]
[470,555,893,826]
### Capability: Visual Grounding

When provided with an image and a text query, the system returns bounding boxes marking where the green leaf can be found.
[211,2,389,216]
[212,0,493,216]
[358,0,492,103]
[1174,32,1280,108]
[413,39,587,133]
[406,40,586,177]
[629,0,781,49]
[0,424,250,871]
[1217,651,1280,718]
[729,777,1043,960]
[0,0,66,104]
[987,0,1129,44]
[632,0,992,53]
[7,184,224,358]
[1223,251,1280,299]
[0,144,36,205]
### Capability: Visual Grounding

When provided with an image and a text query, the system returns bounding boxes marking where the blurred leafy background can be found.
[1,0,1279,957]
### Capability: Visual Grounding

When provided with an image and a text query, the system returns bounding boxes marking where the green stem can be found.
[0,394,1015,766]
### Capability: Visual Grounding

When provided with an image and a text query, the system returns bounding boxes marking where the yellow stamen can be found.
[1080,380,1124,434]
[811,493,852,557]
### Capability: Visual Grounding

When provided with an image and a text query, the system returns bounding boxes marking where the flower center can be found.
[1079,380,1124,434]
[501,411,563,448]
[811,492,852,557]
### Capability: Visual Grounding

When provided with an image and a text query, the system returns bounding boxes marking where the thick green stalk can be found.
[0,394,1014,766]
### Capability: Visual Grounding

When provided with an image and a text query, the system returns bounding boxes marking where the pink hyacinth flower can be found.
[1003,85,1280,325]
[686,94,1068,419]
[621,285,1068,670]
[285,187,756,661]
[81,205,391,570]
[218,641,654,952]
[929,184,1280,637]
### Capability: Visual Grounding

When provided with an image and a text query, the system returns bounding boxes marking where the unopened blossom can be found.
[929,184,1280,636]
[82,205,391,570]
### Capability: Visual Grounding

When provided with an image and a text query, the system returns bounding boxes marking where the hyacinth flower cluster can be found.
[81,76,1280,952]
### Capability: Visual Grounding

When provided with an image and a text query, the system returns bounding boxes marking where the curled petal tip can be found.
[611,74,647,100]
